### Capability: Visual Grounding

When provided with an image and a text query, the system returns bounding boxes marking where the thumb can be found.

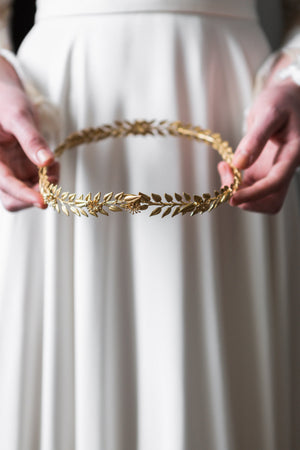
[7,110,54,166]
[218,161,234,188]
[233,107,287,170]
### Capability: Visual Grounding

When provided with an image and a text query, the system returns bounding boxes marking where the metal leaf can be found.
[61,204,69,216]
[194,195,203,203]
[150,207,162,217]
[103,192,113,202]
[180,203,195,214]
[165,193,173,202]
[162,207,172,218]
[208,202,216,212]
[124,195,140,202]
[151,193,162,202]
[70,206,81,216]
[109,205,122,212]
[115,192,124,200]
[94,192,101,202]
[171,206,181,217]
[139,192,151,202]
[68,193,76,202]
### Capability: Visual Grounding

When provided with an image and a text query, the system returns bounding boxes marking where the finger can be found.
[236,189,287,214]
[0,190,38,212]
[233,107,288,170]
[218,161,234,188]
[0,161,46,208]
[4,109,54,167]
[230,158,295,206]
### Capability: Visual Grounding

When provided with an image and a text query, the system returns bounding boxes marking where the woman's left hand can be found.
[218,78,300,214]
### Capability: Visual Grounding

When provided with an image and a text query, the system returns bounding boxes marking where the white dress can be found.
[0,1,299,449]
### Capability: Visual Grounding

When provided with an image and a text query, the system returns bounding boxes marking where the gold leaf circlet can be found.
[39,120,241,218]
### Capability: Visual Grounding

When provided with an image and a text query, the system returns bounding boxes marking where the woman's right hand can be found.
[0,56,59,211]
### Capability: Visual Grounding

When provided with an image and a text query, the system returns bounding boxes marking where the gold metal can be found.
[39,119,241,218]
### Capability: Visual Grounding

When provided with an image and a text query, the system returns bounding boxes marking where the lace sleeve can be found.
[253,0,300,94]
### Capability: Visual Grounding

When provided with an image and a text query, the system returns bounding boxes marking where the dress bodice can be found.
[35,0,257,21]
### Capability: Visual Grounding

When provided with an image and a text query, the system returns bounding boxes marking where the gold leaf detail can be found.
[39,120,241,219]
[150,207,162,217]
[61,204,69,216]
[61,192,69,200]
[70,206,81,216]
[75,200,86,207]
[162,207,172,218]
[171,206,181,217]
[115,192,124,200]
[180,204,195,214]
[139,192,151,202]
[194,195,203,203]
[151,193,162,202]
[208,202,216,212]
[124,194,140,202]
[109,205,122,212]
[68,193,76,202]
[191,208,200,216]
[94,192,101,202]
[103,192,113,202]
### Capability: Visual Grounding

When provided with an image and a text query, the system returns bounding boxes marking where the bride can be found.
[0,0,299,448]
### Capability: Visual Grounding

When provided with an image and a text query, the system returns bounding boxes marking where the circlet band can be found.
[39,119,241,218]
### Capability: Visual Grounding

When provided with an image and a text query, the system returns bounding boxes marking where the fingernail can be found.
[34,201,47,209]
[233,153,248,169]
[37,149,52,165]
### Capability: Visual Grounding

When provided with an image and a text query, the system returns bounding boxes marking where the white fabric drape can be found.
[0,1,299,450]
